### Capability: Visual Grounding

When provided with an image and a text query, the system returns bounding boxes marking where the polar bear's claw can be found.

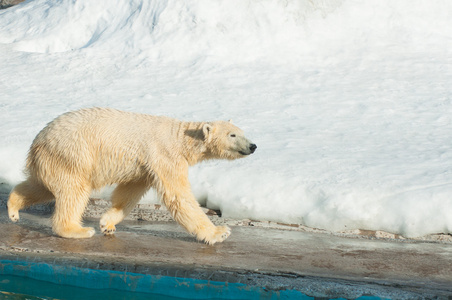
[101,227,116,235]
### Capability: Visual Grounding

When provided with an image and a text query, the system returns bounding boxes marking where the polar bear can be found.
[7,108,256,245]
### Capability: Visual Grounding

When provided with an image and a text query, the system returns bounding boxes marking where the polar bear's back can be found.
[27,108,179,188]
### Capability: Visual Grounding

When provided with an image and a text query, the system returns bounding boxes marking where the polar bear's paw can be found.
[100,221,116,236]
[54,225,95,239]
[7,196,21,223]
[203,226,231,245]
[8,207,20,223]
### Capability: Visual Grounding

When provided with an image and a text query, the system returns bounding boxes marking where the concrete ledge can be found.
[0,209,452,298]
[1,194,452,299]
[2,196,451,244]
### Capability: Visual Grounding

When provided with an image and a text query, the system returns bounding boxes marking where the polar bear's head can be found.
[203,121,256,160]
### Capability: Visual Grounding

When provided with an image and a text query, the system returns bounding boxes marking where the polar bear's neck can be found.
[180,121,209,165]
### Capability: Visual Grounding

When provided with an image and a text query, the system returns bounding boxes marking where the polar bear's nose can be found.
[249,144,257,153]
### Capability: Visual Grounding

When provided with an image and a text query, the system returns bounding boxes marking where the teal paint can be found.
[0,259,311,299]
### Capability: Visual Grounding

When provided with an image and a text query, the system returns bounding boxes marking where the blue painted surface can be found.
[0,259,385,299]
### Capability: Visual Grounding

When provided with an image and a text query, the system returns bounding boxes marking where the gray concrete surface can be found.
[1,206,452,300]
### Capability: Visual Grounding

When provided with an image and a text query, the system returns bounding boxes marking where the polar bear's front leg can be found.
[158,175,230,245]
[167,194,231,245]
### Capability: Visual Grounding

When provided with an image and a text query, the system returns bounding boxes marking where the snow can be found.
[1,0,452,238]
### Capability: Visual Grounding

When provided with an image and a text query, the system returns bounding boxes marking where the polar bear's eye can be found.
[230,134,236,138]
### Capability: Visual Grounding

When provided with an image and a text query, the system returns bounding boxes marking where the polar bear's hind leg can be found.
[7,179,54,222]
[100,180,150,235]
[51,178,94,239]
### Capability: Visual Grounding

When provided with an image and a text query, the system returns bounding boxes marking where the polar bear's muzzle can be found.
[239,143,257,155]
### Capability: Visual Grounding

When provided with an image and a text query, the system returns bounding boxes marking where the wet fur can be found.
[7,108,255,244]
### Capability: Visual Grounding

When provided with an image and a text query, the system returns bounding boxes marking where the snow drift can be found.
[1,0,452,237]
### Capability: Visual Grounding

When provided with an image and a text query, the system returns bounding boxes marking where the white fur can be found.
[8,108,255,244]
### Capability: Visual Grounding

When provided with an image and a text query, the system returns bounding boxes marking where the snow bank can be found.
[1,0,451,237]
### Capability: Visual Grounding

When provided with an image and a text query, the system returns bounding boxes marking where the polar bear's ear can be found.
[228,119,233,124]
[203,123,213,142]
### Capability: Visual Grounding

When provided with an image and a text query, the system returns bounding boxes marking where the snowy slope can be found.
[1,0,451,237]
